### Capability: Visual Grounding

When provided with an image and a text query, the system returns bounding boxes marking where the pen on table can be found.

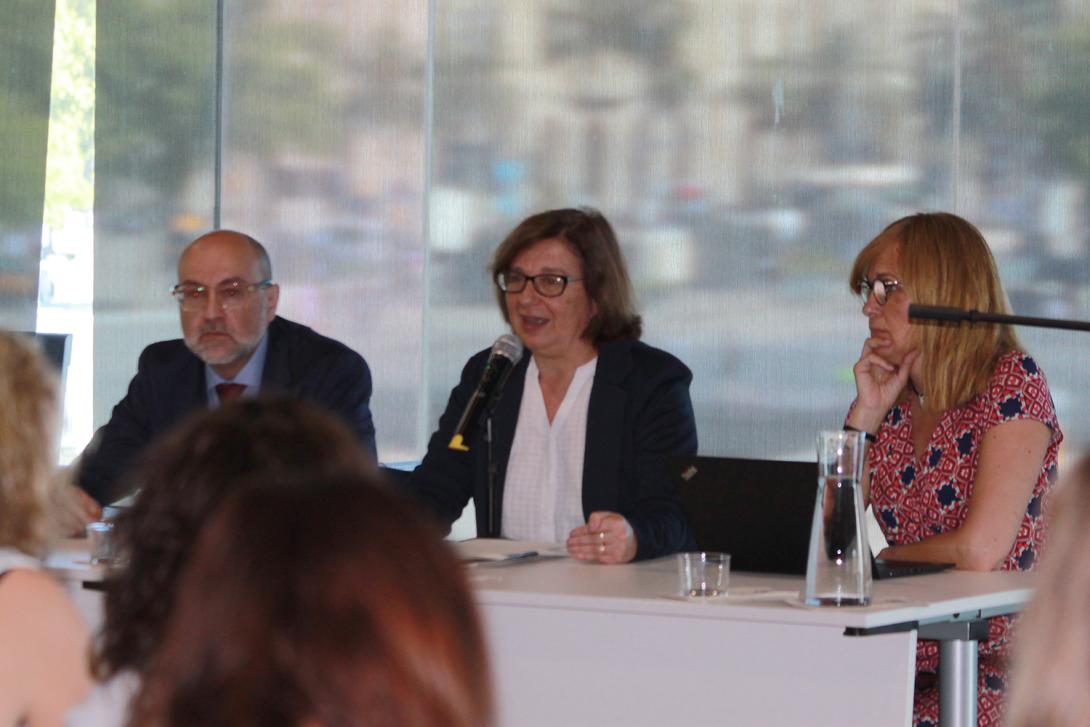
[462,550,540,565]
[504,550,538,561]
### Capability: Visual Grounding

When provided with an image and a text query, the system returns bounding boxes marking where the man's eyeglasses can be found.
[170,279,273,311]
[496,271,583,298]
[858,277,902,306]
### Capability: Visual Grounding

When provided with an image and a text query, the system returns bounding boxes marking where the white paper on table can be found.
[453,538,568,563]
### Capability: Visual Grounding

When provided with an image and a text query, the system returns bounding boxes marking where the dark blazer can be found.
[77,316,375,504]
[407,338,698,560]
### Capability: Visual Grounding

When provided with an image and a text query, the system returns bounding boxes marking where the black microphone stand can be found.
[485,415,499,538]
[909,304,1090,333]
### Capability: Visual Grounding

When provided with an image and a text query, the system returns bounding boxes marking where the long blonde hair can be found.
[1005,455,1090,727]
[849,212,1021,411]
[0,331,61,555]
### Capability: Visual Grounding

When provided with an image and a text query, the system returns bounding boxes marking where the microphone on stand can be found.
[908,305,1090,332]
[448,334,524,452]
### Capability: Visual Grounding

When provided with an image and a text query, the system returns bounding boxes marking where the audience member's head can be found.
[1006,454,1090,727]
[0,332,88,727]
[95,397,373,680]
[0,331,62,554]
[129,473,492,727]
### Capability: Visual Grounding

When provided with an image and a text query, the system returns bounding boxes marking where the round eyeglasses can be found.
[858,277,902,306]
[171,279,273,311]
[496,271,583,298]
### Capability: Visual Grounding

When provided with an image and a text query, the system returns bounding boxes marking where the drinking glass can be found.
[86,521,115,565]
[677,552,730,597]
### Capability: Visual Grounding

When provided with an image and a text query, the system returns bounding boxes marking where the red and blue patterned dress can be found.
[863,350,1062,727]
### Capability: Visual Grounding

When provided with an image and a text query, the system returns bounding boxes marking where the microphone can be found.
[907,304,968,323]
[908,304,1090,332]
[448,334,524,452]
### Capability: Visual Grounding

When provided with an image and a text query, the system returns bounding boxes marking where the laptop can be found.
[672,455,814,575]
[871,557,954,580]
[671,455,954,579]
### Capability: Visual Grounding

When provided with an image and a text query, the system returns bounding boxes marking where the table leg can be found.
[918,618,989,727]
[938,638,977,727]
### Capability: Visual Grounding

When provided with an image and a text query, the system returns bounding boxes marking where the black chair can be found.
[669,455,816,575]
[378,463,415,490]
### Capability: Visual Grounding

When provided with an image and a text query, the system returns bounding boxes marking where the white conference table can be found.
[45,541,1031,727]
[44,538,109,634]
[467,555,1033,727]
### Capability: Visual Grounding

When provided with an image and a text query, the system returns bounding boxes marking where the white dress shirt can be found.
[502,355,598,543]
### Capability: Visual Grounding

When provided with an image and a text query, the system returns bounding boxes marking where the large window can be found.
[423,0,1090,459]
[1,1,56,329]
[39,0,94,462]
[13,0,1090,469]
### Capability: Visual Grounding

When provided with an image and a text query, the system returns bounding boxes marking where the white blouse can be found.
[501,355,598,544]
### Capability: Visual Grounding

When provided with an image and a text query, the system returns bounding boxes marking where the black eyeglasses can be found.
[858,277,902,306]
[496,271,583,298]
[171,279,273,311]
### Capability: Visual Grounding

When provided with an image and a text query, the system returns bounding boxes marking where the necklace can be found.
[909,380,925,407]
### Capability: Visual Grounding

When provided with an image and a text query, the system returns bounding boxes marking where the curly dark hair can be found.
[93,397,374,680]
[128,473,492,727]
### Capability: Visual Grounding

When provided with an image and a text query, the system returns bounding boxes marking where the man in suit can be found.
[77,230,376,505]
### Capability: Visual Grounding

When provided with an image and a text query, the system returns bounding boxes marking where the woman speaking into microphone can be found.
[407,208,697,563]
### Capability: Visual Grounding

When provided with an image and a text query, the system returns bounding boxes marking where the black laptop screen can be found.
[672,455,816,575]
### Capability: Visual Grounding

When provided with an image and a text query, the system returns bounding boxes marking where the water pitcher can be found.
[804,430,871,606]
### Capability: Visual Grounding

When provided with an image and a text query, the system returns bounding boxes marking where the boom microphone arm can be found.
[908,304,1090,333]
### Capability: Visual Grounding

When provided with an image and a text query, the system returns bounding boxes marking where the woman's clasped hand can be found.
[566,511,637,564]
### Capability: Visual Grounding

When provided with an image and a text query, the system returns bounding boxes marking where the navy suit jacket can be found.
[407,338,698,560]
[77,316,376,504]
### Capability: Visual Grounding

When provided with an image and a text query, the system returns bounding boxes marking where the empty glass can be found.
[804,430,871,606]
[86,521,114,565]
[677,552,730,597]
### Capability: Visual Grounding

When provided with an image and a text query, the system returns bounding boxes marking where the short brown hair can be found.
[0,331,61,555]
[129,474,492,727]
[490,207,642,343]
[849,212,1021,410]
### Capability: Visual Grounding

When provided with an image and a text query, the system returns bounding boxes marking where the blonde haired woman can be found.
[843,213,1062,726]
[1006,455,1090,727]
[0,332,90,725]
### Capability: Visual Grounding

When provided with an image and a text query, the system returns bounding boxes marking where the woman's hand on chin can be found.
[851,340,919,432]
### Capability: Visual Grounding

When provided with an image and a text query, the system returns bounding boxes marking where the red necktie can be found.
[215,383,247,404]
